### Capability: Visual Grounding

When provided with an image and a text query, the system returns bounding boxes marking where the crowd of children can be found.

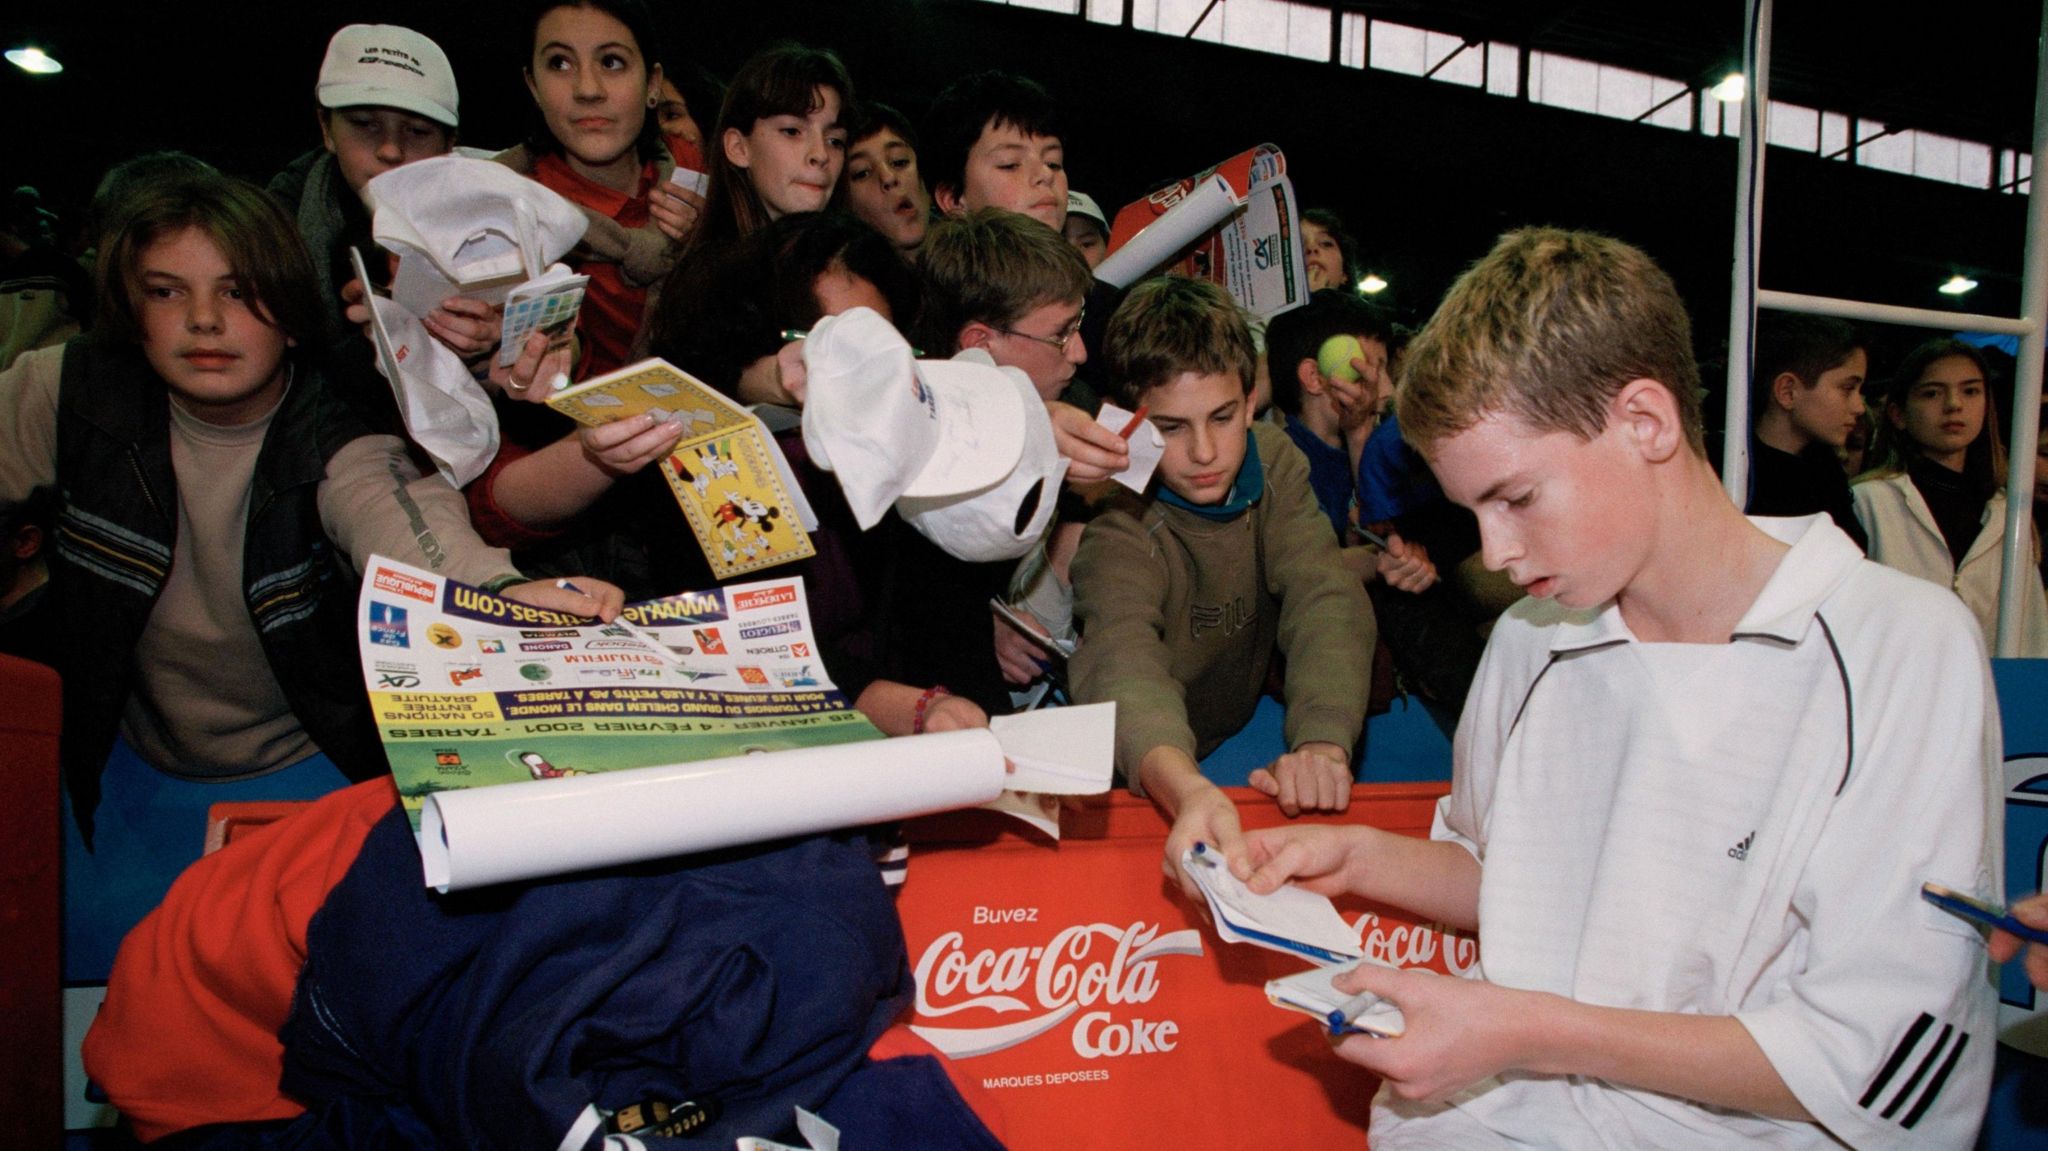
[1742,313,2048,655]
[1,4,2041,1147]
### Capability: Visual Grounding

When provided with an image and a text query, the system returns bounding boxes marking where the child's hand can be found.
[580,412,686,477]
[498,576,626,623]
[420,296,502,360]
[992,610,1052,685]
[775,340,809,405]
[341,277,374,336]
[1248,742,1353,816]
[649,181,704,244]
[1990,892,2048,991]
[1375,532,1439,594]
[1163,785,1246,902]
[1349,354,1391,422]
[1048,402,1129,485]
[1326,964,1542,1103]
[1324,364,1373,431]
[919,693,989,734]
[492,329,573,403]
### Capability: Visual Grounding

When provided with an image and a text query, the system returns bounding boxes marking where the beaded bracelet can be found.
[911,685,953,734]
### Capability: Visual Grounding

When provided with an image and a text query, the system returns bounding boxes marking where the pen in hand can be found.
[1923,882,2048,944]
[554,579,684,666]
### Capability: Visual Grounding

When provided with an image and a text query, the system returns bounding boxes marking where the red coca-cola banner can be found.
[897,783,1466,1147]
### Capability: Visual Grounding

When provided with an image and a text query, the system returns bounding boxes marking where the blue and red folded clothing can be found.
[84,780,1005,1149]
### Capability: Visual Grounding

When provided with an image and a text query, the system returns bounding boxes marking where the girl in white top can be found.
[1851,338,2048,656]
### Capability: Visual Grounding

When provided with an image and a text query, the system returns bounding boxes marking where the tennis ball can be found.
[1316,334,1364,383]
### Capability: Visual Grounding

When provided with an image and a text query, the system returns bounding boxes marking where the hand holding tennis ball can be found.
[1317,334,1365,383]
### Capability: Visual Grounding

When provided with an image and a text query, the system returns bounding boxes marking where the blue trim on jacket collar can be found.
[1157,428,1263,521]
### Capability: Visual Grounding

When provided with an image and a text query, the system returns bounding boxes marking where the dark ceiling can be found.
[2,0,2040,395]
[9,2,2039,184]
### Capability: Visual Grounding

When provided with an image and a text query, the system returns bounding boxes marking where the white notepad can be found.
[1182,843,1363,965]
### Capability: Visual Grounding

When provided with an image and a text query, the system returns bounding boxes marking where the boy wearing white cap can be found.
[1063,191,1109,271]
[1071,277,1374,890]
[269,24,471,349]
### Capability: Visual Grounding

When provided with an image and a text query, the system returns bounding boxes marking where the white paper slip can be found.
[1094,401,1166,494]
[1182,843,1363,965]
[670,166,710,196]
[1266,961,1406,1038]
[988,701,1114,795]
[978,790,1065,839]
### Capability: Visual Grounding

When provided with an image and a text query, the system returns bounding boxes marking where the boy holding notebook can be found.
[1243,228,1999,1148]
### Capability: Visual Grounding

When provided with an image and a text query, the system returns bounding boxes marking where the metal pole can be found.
[1722,0,1772,505]
[1994,0,2048,657]
[1755,289,2035,336]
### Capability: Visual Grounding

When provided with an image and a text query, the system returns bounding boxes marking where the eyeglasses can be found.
[997,311,1085,352]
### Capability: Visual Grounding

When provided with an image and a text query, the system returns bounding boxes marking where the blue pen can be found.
[1921,882,2048,944]
[1326,990,1395,1038]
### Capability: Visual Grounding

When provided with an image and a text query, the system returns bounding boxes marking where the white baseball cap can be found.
[368,156,588,304]
[1067,190,1109,236]
[898,355,1069,562]
[800,309,1027,531]
[317,24,459,129]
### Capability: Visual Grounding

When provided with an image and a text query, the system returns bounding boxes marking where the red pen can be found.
[1117,405,1149,440]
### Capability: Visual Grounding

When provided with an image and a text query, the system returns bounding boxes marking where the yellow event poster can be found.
[357,557,880,829]
[548,358,815,579]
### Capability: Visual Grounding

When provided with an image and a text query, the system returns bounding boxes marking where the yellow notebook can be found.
[547,359,816,579]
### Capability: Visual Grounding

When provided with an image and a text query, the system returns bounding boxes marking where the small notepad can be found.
[1182,843,1364,965]
[1265,961,1407,1038]
[496,266,589,367]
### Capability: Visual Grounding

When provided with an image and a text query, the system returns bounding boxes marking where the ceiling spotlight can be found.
[1357,274,1389,295]
[5,46,62,75]
[1938,275,1978,296]
[1708,73,1745,102]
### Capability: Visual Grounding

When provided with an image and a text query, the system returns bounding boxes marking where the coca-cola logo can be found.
[1355,912,1480,975]
[910,918,1203,1060]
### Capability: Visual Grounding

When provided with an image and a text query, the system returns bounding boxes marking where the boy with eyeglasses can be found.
[915,207,1091,402]
[914,208,1130,690]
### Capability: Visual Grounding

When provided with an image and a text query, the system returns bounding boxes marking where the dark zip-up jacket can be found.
[51,335,388,840]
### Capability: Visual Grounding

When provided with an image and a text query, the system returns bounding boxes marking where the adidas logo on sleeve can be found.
[1726,831,1754,861]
